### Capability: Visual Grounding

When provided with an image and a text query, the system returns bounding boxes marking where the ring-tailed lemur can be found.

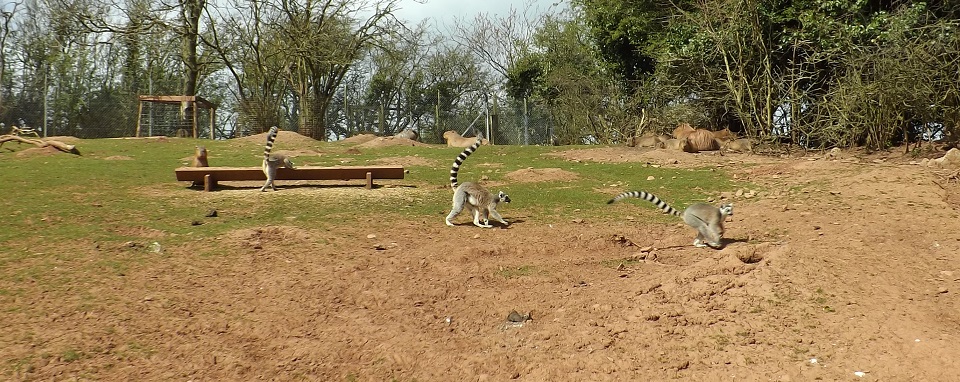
[445,136,510,228]
[260,126,294,192]
[608,191,733,248]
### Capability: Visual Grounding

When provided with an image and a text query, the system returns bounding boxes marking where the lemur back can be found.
[446,136,511,228]
[260,126,294,192]
[608,190,733,248]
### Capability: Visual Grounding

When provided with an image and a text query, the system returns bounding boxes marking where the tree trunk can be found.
[297,94,326,141]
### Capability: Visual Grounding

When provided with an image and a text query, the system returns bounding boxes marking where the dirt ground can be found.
[5,143,960,381]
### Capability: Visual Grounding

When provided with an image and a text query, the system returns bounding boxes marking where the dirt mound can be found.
[374,156,440,168]
[233,130,319,147]
[45,136,82,144]
[13,146,61,157]
[505,167,579,182]
[336,134,377,144]
[358,137,431,148]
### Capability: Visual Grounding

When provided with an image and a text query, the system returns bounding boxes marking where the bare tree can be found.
[450,0,551,79]
[0,1,22,118]
[270,0,400,140]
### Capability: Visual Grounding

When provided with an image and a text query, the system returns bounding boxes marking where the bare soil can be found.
[4,146,960,381]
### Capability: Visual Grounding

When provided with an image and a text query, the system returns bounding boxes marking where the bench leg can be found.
[365,171,373,189]
[204,174,216,192]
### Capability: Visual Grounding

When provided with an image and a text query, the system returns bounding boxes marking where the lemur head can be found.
[498,191,511,203]
[719,203,734,216]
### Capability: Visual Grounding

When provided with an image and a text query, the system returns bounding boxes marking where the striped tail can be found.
[449,136,483,189]
[607,191,682,216]
[264,126,279,160]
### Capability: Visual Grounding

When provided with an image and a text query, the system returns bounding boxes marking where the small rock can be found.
[191,220,202,226]
[205,209,218,217]
[374,244,386,250]
[937,287,948,294]
[366,234,377,239]
[646,176,655,181]
[572,218,584,224]
[639,246,653,253]
[473,234,481,239]
[507,310,531,322]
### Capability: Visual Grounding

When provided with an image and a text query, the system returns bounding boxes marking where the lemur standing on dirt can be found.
[608,191,733,248]
[445,136,510,228]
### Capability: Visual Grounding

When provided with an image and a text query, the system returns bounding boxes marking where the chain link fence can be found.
[4,94,556,145]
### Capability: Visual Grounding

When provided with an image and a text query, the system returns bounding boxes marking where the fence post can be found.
[523,97,529,145]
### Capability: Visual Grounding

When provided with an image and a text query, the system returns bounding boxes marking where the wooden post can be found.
[204,174,214,192]
[136,99,143,137]
[192,98,199,139]
[209,106,215,140]
[365,171,373,189]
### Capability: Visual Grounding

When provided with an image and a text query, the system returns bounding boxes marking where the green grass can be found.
[0,137,748,287]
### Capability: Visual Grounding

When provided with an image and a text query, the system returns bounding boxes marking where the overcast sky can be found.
[392,0,567,28]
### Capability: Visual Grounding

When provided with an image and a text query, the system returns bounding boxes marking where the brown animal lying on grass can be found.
[721,138,754,153]
[443,130,488,147]
[683,129,721,153]
[673,123,695,140]
[657,138,692,151]
[626,135,669,148]
[712,128,736,142]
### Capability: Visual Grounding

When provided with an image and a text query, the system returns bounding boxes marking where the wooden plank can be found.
[175,165,405,182]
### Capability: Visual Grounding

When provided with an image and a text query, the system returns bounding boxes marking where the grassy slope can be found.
[0,137,741,244]
[0,137,742,298]
[0,136,747,377]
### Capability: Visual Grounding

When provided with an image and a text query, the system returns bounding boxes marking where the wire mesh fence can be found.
[4,94,556,145]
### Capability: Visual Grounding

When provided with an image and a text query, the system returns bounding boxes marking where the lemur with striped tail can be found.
[260,126,294,192]
[445,136,510,228]
[608,191,733,248]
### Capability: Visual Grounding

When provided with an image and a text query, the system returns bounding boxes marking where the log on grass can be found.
[0,134,81,155]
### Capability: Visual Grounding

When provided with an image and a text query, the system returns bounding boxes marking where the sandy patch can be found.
[357,137,431,148]
[13,146,61,157]
[336,134,377,144]
[233,130,320,147]
[505,167,580,182]
[374,156,441,168]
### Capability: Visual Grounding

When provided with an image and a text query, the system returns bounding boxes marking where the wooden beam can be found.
[174,165,405,182]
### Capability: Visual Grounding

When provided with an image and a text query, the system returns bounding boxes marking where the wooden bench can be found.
[175,165,405,191]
